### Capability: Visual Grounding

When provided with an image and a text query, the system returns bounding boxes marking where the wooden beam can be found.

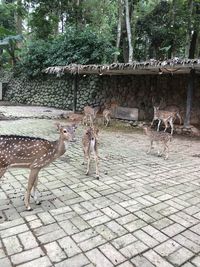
[184,69,195,127]
[72,74,78,113]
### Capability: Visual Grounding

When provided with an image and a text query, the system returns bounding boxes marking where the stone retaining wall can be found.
[1,71,200,123]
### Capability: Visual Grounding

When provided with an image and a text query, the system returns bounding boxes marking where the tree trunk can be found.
[195,31,200,57]
[169,0,176,58]
[124,0,133,62]
[114,0,123,62]
[185,0,193,58]
[15,0,23,35]
[189,30,197,58]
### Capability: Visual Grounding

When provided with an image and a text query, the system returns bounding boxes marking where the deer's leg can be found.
[89,115,93,127]
[94,151,99,179]
[169,119,174,135]
[32,174,41,205]
[157,120,161,131]
[105,115,109,127]
[177,113,182,125]
[86,154,91,175]
[82,148,87,165]
[25,168,40,211]
[156,141,160,156]
[0,168,7,178]
[164,143,169,159]
[147,140,153,154]
[163,120,168,132]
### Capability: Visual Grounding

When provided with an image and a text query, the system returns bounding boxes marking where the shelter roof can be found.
[43,58,200,76]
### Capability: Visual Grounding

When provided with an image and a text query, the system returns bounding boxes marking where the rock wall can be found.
[1,71,200,124]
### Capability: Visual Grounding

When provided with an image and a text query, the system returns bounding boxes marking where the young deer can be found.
[0,123,76,210]
[143,125,172,159]
[103,108,111,127]
[82,127,99,179]
[83,106,100,126]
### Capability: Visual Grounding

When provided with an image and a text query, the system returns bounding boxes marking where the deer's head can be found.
[86,127,99,141]
[56,123,77,142]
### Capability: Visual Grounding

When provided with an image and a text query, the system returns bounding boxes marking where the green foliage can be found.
[0,35,23,65]
[134,0,188,59]
[16,39,50,76]
[17,27,116,77]
[0,2,16,34]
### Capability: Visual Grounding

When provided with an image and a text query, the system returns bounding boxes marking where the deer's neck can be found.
[54,137,67,158]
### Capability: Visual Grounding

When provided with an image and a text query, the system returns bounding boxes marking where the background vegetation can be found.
[0,0,200,77]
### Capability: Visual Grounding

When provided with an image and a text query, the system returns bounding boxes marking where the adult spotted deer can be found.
[82,127,99,179]
[151,106,176,134]
[151,98,181,135]
[0,123,76,210]
[83,106,100,126]
[143,125,172,159]
[164,105,182,125]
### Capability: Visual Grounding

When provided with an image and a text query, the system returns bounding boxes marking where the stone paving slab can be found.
[0,107,200,266]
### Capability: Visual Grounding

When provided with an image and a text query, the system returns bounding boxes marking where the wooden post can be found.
[72,73,78,113]
[184,69,195,127]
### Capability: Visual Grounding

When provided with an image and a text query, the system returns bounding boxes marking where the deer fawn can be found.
[103,108,111,127]
[0,123,76,210]
[82,127,99,179]
[143,125,172,159]
[83,106,100,126]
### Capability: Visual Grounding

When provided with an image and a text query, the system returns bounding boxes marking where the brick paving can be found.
[0,107,200,267]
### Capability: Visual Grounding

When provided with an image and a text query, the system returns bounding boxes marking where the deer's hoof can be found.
[26,206,33,211]
[96,175,100,180]
[36,200,41,205]
[85,171,89,176]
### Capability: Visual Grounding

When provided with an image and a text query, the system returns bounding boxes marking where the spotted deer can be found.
[103,108,111,127]
[0,123,76,210]
[151,106,177,134]
[83,106,100,126]
[151,97,181,135]
[82,127,99,179]
[164,105,182,125]
[143,125,172,159]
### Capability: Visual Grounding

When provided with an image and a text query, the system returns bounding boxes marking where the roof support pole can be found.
[72,73,78,113]
[184,69,195,127]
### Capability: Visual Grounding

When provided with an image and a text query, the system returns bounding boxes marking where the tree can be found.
[114,0,123,62]
[125,0,133,62]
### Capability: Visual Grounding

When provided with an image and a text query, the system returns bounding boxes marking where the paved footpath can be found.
[0,108,200,267]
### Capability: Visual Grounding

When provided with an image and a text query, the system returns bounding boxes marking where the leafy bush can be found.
[16,26,116,77]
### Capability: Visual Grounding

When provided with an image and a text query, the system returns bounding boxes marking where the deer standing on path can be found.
[151,97,182,135]
[82,127,99,179]
[151,106,176,134]
[0,123,76,211]
[143,125,172,159]
[103,108,111,127]
[83,106,100,127]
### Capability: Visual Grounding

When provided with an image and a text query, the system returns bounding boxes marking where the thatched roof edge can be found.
[43,58,200,76]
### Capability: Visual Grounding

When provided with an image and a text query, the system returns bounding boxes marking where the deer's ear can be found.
[55,123,61,131]
[72,123,77,129]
